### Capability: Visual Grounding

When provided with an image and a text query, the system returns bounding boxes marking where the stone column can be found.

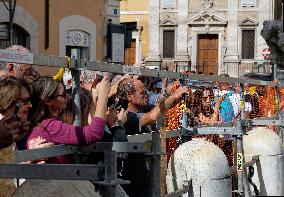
[223,0,239,77]
[146,0,161,61]
[176,0,189,60]
[256,0,271,62]
[134,25,142,63]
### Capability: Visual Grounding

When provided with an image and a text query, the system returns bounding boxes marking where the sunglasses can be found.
[49,92,67,99]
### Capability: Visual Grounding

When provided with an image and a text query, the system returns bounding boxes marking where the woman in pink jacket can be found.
[27,76,110,163]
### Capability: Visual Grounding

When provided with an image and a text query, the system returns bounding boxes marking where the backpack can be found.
[219,92,235,123]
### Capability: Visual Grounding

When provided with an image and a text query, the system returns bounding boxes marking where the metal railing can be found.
[0,49,283,196]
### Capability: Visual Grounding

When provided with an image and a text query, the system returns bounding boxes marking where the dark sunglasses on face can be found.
[49,92,67,99]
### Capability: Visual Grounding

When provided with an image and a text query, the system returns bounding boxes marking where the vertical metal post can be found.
[104,151,117,197]
[236,82,245,196]
[71,48,81,126]
[181,78,189,143]
[181,78,188,129]
[274,64,280,136]
[71,49,81,164]
[152,131,161,197]
[273,63,278,81]
[283,0,284,32]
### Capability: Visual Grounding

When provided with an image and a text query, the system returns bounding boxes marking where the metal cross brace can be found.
[14,142,152,163]
[0,50,281,87]
[0,163,104,180]
[164,123,242,138]
[243,117,284,126]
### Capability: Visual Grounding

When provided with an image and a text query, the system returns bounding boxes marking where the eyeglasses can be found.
[16,97,31,105]
[49,92,67,99]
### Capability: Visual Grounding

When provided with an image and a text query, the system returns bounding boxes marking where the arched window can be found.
[0,23,30,49]
[65,30,90,59]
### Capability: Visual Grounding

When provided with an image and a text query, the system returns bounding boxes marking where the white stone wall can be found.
[59,15,96,60]
[224,0,239,77]
[147,0,275,76]
[146,0,161,61]
[176,0,189,61]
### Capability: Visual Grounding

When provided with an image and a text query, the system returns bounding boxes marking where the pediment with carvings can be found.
[186,10,227,25]
[160,17,178,26]
[239,17,258,26]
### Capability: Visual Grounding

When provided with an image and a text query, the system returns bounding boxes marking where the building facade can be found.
[121,0,282,77]
[120,0,149,65]
[0,0,120,74]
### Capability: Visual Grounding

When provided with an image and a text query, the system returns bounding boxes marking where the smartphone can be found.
[116,98,129,110]
[12,103,20,122]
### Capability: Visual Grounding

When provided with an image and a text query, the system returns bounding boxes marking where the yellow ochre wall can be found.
[120,0,149,60]
[17,0,105,59]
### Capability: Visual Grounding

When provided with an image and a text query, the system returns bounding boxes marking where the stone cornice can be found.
[160,17,178,27]
[239,17,259,26]
[186,10,227,25]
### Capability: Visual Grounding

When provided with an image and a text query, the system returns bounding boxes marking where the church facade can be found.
[145,0,282,77]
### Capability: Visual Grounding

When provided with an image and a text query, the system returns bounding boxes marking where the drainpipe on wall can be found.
[45,0,49,49]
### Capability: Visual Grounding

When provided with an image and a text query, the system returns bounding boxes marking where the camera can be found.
[107,96,129,111]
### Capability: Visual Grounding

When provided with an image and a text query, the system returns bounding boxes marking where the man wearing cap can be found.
[148,80,163,106]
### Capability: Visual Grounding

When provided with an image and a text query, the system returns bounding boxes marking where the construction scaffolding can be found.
[0,49,283,196]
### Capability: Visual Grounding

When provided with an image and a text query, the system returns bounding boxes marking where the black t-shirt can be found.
[122,111,153,187]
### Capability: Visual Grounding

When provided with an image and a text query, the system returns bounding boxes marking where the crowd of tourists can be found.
[0,45,281,197]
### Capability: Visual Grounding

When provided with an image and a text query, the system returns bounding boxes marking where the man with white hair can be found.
[5,45,33,78]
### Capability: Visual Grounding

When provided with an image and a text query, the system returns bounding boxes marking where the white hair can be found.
[5,45,30,69]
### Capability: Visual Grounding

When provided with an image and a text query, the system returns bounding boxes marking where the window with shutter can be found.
[162,0,176,9]
[241,0,256,7]
[242,30,255,59]
[163,30,175,58]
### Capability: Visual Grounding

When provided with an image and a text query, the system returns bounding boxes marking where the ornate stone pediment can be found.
[160,16,178,26]
[186,10,227,25]
[239,17,258,26]
[203,0,213,9]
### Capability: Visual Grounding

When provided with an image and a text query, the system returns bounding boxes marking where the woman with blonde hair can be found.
[0,76,32,196]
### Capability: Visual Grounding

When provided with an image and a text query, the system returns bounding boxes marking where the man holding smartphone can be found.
[117,78,188,197]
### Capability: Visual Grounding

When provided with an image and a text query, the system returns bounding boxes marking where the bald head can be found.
[117,78,136,99]
[5,45,32,78]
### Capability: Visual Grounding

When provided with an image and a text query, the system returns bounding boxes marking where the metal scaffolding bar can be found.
[152,131,161,197]
[14,145,76,163]
[14,142,152,163]
[0,50,281,87]
[0,164,104,180]
[104,151,118,196]
[0,50,282,196]
[236,83,245,196]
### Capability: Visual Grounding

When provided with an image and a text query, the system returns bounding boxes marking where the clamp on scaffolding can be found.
[0,49,283,196]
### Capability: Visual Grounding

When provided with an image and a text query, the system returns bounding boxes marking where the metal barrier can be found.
[0,49,283,196]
